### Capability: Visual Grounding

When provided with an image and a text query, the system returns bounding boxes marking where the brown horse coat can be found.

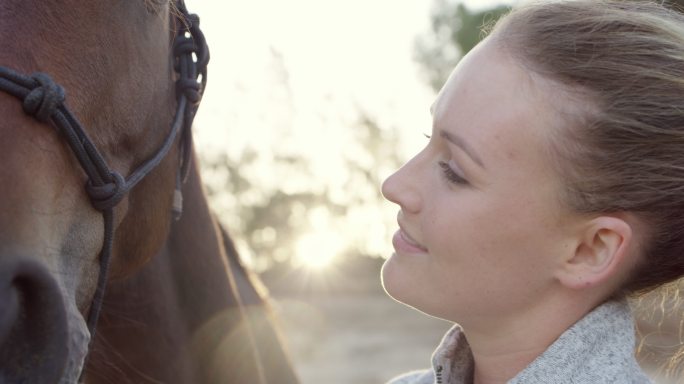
[0,0,299,382]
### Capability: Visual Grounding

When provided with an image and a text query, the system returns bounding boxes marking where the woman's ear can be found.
[556,216,633,290]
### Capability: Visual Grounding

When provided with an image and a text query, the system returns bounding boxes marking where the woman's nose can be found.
[381,160,422,214]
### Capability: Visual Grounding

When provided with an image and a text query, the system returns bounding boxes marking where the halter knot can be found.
[176,78,201,104]
[173,33,202,104]
[85,172,127,211]
[22,73,65,122]
[172,12,208,106]
[173,34,197,58]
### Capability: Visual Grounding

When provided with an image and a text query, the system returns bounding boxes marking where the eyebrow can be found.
[439,130,485,169]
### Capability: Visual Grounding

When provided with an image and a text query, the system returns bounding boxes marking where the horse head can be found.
[0,0,206,381]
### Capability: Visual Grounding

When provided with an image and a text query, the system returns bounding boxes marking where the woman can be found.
[381,1,684,383]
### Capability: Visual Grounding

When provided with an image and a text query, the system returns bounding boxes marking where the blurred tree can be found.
[201,113,401,272]
[414,0,510,92]
[202,149,334,270]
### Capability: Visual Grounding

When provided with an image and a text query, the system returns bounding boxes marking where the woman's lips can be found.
[392,228,428,254]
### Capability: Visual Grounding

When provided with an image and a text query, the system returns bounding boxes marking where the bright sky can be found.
[186,0,516,269]
[190,0,432,158]
[190,0,516,156]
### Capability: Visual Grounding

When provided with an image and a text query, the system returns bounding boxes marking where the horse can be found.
[82,154,300,384]
[0,0,299,382]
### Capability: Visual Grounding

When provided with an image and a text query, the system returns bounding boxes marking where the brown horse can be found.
[83,154,300,384]
[0,0,299,382]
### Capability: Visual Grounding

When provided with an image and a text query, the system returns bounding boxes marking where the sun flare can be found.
[294,230,344,270]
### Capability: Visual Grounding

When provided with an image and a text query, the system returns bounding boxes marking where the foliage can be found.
[414,0,510,92]
[201,113,400,272]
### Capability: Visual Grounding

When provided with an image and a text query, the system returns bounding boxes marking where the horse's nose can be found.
[0,255,69,383]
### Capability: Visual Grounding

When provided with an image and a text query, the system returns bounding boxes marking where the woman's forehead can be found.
[432,41,557,157]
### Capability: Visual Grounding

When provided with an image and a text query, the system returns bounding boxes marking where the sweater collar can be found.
[430,299,647,384]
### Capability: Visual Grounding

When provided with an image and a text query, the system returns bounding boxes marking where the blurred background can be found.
[186,0,683,383]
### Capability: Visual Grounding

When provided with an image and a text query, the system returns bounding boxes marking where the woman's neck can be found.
[462,292,599,384]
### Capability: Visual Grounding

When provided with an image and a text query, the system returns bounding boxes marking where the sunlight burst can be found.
[295,229,344,270]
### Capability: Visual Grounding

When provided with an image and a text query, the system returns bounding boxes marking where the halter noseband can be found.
[0,0,209,343]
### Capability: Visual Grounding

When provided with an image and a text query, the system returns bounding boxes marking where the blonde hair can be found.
[491,0,684,294]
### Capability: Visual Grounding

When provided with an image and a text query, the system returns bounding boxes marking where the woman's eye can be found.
[438,161,469,185]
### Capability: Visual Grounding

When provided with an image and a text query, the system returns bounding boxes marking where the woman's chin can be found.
[381,255,414,305]
[381,255,452,321]
[380,255,399,297]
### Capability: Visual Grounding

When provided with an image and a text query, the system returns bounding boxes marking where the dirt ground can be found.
[273,293,683,384]
[273,294,449,384]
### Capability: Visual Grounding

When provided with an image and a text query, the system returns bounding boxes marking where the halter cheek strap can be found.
[0,2,209,343]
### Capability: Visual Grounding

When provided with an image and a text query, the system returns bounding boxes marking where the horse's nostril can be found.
[0,256,69,383]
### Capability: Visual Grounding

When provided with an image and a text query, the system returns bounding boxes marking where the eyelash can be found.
[424,133,469,185]
[438,161,468,185]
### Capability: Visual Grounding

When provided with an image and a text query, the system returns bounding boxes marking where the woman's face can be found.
[381,39,585,325]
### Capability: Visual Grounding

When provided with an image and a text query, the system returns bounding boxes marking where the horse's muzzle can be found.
[0,255,70,383]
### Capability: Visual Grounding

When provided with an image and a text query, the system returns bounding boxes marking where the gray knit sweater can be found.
[387,300,652,384]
